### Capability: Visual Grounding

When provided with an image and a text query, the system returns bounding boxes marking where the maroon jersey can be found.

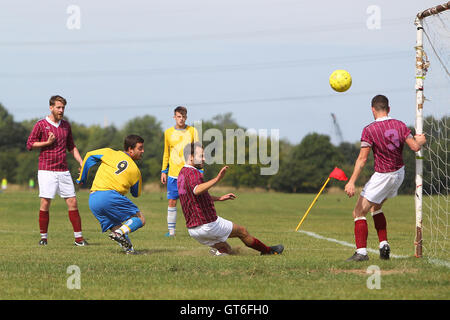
[26,117,76,171]
[177,166,218,228]
[361,117,412,173]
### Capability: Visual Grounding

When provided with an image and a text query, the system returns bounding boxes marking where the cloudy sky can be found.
[0,0,447,144]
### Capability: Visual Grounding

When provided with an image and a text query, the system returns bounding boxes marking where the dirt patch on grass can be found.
[330,268,419,275]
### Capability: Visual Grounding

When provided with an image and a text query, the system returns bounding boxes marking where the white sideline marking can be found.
[298,230,450,268]
[297,230,410,259]
[427,258,450,269]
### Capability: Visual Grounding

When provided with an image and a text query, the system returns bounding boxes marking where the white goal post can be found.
[414,1,450,260]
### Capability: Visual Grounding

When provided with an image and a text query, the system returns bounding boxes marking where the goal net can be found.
[415,2,449,265]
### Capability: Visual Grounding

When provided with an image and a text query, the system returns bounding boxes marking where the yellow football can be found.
[329,69,352,92]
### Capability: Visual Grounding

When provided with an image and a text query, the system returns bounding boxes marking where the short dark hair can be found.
[49,95,67,106]
[174,106,187,116]
[371,95,389,111]
[124,135,144,151]
[183,142,203,162]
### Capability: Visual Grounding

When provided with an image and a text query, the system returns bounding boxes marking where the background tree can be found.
[0,104,28,150]
[0,104,29,182]
[271,133,345,193]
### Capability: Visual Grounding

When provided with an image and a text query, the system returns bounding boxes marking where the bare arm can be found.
[406,134,426,152]
[193,166,229,196]
[344,147,371,198]
[211,193,237,202]
[70,146,83,167]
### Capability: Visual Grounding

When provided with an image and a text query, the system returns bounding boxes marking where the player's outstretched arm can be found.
[76,148,109,184]
[406,134,426,152]
[211,193,237,202]
[194,166,229,196]
[345,147,370,197]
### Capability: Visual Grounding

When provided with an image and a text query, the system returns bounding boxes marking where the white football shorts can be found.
[38,170,76,199]
[188,216,233,246]
[360,166,405,204]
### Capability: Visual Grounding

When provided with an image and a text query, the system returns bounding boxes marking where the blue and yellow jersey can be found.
[76,148,142,197]
[161,125,199,178]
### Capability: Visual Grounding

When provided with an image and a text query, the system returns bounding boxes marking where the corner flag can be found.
[328,167,348,181]
[295,167,348,231]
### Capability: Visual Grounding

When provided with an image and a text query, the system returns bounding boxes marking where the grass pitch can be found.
[0,188,448,300]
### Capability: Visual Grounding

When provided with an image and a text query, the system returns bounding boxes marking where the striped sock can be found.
[117,216,143,235]
[167,207,177,235]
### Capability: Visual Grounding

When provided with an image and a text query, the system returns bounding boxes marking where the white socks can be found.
[379,240,389,249]
[167,207,177,235]
[356,248,368,255]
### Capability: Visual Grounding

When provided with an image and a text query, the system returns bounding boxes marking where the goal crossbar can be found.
[417,1,450,19]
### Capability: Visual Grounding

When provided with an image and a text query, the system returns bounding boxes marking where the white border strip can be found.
[427,258,450,268]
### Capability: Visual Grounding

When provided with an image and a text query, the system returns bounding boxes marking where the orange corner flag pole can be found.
[295,177,331,232]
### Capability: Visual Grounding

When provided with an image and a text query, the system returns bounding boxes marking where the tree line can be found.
[0,103,446,194]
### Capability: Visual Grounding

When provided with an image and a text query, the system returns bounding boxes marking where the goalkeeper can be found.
[344,95,426,261]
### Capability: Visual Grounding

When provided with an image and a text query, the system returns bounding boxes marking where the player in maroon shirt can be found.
[344,95,426,261]
[178,142,284,256]
[26,95,87,247]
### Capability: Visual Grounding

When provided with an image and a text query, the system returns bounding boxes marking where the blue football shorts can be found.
[89,190,140,232]
[167,176,179,200]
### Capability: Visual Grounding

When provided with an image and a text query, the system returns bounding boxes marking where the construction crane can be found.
[331,113,344,144]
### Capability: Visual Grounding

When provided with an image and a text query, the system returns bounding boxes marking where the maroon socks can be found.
[247,238,271,254]
[354,217,368,255]
[39,210,49,239]
[69,210,83,241]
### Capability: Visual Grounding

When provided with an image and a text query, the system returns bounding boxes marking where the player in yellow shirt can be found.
[161,106,199,236]
[76,135,146,254]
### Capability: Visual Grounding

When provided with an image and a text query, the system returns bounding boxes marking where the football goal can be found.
[414,1,449,266]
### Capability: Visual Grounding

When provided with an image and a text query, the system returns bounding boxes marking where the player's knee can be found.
[135,213,145,226]
[353,205,368,219]
[66,197,77,209]
[353,210,367,220]
[372,204,383,212]
[40,198,51,211]
[237,225,249,238]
